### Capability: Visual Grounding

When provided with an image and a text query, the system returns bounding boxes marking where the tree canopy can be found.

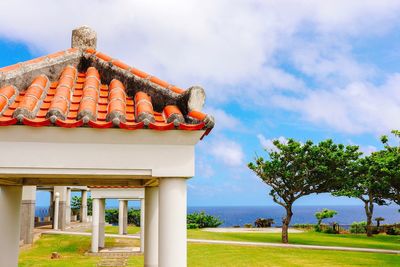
[248,138,359,243]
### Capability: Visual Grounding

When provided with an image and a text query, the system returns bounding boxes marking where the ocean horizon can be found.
[35,204,400,227]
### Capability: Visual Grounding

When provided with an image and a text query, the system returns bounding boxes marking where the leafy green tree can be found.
[381,131,400,205]
[105,208,141,226]
[333,153,391,237]
[249,138,360,243]
[315,209,337,231]
[71,196,93,216]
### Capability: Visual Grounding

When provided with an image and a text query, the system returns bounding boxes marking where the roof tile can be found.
[0,49,213,136]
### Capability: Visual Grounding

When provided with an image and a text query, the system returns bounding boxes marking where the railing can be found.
[34,207,52,227]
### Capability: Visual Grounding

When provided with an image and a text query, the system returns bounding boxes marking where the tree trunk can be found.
[282,205,293,243]
[363,198,374,237]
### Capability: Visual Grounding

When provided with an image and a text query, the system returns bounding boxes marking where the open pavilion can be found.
[0,26,214,267]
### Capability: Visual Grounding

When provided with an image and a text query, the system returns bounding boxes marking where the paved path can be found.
[43,230,400,255]
[188,239,400,255]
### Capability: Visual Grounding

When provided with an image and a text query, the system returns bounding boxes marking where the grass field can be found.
[187,229,400,251]
[18,234,400,267]
[102,225,400,251]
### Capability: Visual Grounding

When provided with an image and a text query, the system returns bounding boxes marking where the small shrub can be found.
[293,223,315,230]
[323,227,338,234]
[187,223,199,229]
[187,211,223,228]
[244,223,253,228]
[350,221,367,234]
[386,227,400,235]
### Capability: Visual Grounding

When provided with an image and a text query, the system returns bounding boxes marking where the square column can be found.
[53,186,67,230]
[49,191,54,222]
[65,187,71,225]
[118,200,128,235]
[99,198,106,248]
[145,186,159,267]
[20,186,36,245]
[0,186,23,267]
[80,190,88,222]
[91,198,100,253]
[159,178,187,267]
[140,198,145,252]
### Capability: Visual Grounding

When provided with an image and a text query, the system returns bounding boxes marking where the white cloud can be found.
[203,107,241,132]
[208,138,244,167]
[257,134,288,152]
[196,159,215,179]
[1,1,400,134]
[273,74,400,134]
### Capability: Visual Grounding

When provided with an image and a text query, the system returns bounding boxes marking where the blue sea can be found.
[36,205,399,227]
[188,205,400,227]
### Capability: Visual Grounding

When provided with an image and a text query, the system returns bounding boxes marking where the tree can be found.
[315,209,337,231]
[333,153,391,237]
[381,131,400,206]
[248,138,359,243]
[375,217,385,228]
[71,196,93,216]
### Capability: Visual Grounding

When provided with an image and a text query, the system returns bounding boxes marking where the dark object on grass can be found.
[254,218,274,228]
[51,252,61,259]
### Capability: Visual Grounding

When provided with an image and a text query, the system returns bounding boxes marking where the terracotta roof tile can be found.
[0,47,214,138]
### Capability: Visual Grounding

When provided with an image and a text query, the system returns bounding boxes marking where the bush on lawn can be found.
[105,208,141,226]
[350,221,367,234]
[292,223,315,230]
[386,227,400,235]
[187,211,223,228]
[187,223,199,229]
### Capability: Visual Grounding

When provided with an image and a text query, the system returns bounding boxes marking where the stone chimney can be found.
[71,25,97,50]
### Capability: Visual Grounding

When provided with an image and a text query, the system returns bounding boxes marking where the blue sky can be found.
[2,0,400,207]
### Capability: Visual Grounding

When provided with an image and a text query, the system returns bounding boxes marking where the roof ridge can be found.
[84,48,185,94]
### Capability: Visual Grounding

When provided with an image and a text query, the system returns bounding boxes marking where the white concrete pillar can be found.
[65,187,71,225]
[81,190,88,222]
[118,200,124,235]
[53,186,67,230]
[91,198,100,253]
[140,198,145,253]
[159,178,187,267]
[0,186,23,267]
[99,198,105,248]
[145,187,159,267]
[53,192,60,230]
[123,200,128,234]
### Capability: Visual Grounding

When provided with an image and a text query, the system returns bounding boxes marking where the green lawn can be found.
[187,229,400,251]
[19,234,400,267]
[89,226,400,251]
[84,225,140,235]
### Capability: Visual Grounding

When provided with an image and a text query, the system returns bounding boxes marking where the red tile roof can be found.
[89,186,143,189]
[0,48,214,139]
